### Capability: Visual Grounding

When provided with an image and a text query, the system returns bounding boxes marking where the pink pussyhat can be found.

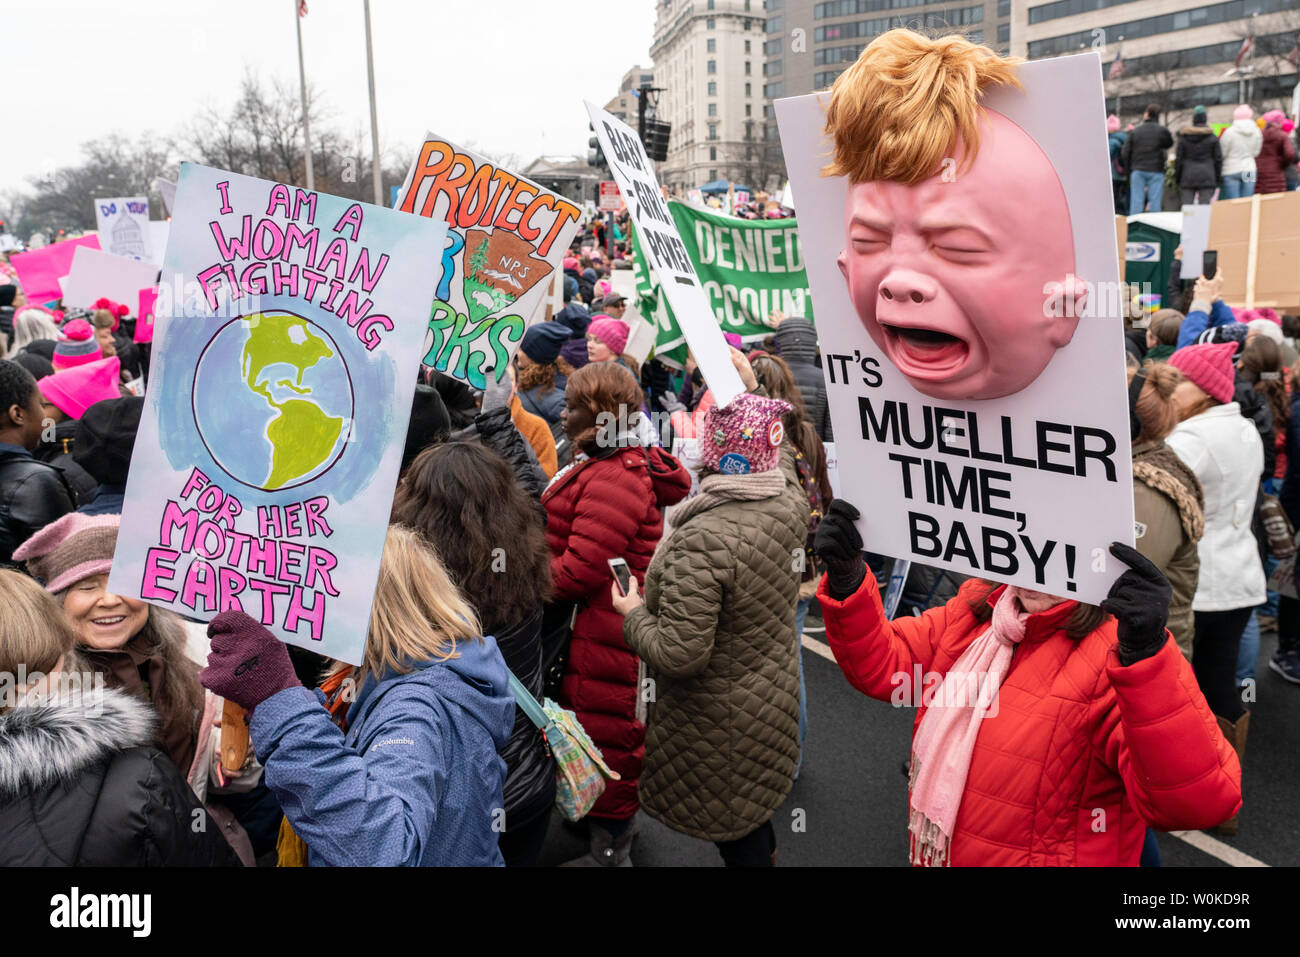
[38,356,121,420]
[1233,104,1254,120]
[1169,342,1236,405]
[1107,114,1120,133]
[588,315,629,355]
[1262,109,1286,126]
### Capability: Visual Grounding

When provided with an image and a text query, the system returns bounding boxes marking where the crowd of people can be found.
[1,138,1297,869]
[1109,102,1299,214]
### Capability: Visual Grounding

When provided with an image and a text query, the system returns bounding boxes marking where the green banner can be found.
[632,201,813,367]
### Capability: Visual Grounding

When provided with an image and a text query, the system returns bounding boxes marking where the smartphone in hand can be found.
[1201,249,1218,280]
[608,557,632,597]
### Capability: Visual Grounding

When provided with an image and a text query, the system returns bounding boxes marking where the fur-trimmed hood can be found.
[1133,440,1206,543]
[0,688,155,796]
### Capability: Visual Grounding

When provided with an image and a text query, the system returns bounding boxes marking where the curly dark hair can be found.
[391,442,552,632]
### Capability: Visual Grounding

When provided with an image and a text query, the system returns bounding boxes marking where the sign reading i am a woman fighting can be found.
[109,162,447,664]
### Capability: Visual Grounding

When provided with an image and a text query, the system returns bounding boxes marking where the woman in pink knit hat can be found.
[12,513,259,860]
[1166,340,1265,833]
[1256,109,1297,195]
[611,390,809,866]
[586,314,634,371]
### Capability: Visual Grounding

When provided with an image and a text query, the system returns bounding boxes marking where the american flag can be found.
[299,0,308,16]
[1287,35,1300,67]
[1235,36,1254,68]
[1107,55,1125,80]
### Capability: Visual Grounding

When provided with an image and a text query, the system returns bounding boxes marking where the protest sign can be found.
[1209,191,1300,311]
[599,181,623,212]
[586,101,744,407]
[155,178,177,216]
[136,286,158,344]
[633,200,812,364]
[95,196,152,260]
[60,246,160,310]
[1179,204,1213,279]
[775,48,1133,603]
[394,134,582,389]
[149,221,170,265]
[108,163,447,664]
[10,234,101,305]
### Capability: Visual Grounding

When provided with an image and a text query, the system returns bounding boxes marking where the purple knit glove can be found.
[199,611,301,712]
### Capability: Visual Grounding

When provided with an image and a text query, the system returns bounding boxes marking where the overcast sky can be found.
[2,0,657,191]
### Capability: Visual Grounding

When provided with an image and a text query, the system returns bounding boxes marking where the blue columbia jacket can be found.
[251,635,516,866]
[1176,299,1235,349]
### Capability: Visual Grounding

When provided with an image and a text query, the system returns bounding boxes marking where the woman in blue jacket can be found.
[200,525,517,866]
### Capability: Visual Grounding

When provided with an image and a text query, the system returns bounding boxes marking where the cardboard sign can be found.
[1209,191,1300,311]
[775,51,1133,603]
[394,133,582,389]
[632,200,812,365]
[10,234,101,305]
[108,163,447,665]
[95,196,152,261]
[586,101,744,407]
[60,247,160,310]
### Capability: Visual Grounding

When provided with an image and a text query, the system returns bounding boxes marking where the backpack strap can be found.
[507,670,549,731]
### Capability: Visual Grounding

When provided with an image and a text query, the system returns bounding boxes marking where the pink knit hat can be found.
[38,356,121,419]
[588,315,629,355]
[562,256,580,271]
[700,393,792,475]
[1262,109,1286,126]
[13,512,120,594]
[1169,342,1237,405]
[1106,114,1120,133]
[1233,104,1254,120]
[52,319,101,370]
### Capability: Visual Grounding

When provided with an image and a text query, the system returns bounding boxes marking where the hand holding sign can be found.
[814,499,867,600]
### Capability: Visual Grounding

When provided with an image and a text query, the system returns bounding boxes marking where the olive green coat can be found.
[621,445,810,842]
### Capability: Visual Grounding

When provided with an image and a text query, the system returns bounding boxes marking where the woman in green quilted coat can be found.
[612,388,810,866]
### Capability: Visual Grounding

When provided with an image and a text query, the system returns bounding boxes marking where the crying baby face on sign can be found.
[824,33,1089,403]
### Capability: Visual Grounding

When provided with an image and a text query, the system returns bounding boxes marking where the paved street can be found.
[540,607,1298,867]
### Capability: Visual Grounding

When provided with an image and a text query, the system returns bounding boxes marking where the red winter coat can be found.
[818,574,1241,866]
[542,445,690,819]
[1255,124,1297,194]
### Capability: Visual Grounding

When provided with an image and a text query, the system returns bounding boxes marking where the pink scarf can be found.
[908,586,1030,867]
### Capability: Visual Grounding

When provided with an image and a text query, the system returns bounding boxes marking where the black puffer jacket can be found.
[35,420,98,508]
[1120,118,1174,173]
[774,318,833,441]
[1235,376,1275,480]
[0,689,240,866]
[1175,126,1223,189]
[0,445,76,565]
[492,607,556,829]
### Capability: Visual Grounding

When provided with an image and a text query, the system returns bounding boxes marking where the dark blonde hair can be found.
[0,569,78,679]
[1150,311,1184,346]
[823,29,1023,184]
[1129,363,1185,445]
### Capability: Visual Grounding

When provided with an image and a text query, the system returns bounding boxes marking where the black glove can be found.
[813,499,866,600]
[1100,542,1171,666]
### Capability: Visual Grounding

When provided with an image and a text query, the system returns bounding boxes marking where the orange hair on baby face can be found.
[822,30,1023,185]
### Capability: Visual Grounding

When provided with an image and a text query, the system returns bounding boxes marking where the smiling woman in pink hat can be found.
[1165,339,1265,834]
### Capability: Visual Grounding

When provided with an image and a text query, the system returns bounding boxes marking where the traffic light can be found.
[644,120,671,163]
[588,125,607,169]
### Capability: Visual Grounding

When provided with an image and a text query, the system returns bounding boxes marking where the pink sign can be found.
[135,287,157,344]
[10,235,101,305]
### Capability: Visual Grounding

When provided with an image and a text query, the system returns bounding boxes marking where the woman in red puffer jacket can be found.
[543,361,690,866]
[813,500,1241,867]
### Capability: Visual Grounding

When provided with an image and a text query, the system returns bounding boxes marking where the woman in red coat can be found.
[542,361,690,865]
[1255,110,1297,195]
[813,501,1241,866]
